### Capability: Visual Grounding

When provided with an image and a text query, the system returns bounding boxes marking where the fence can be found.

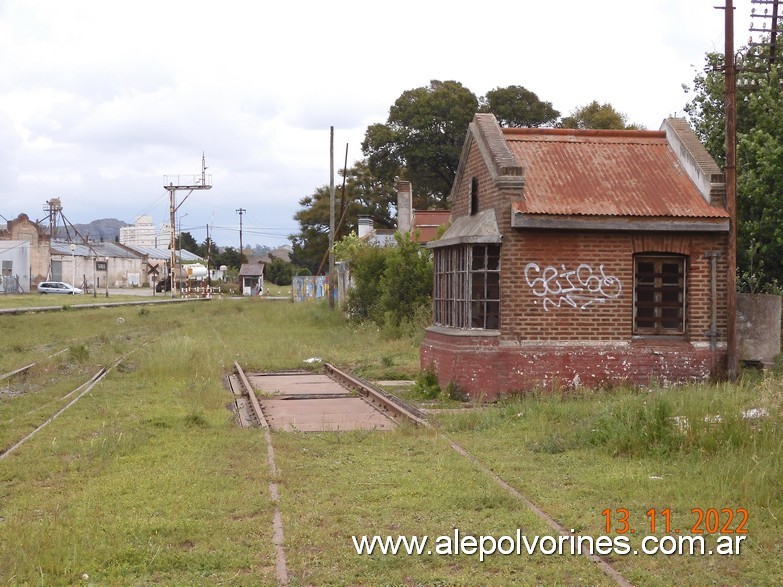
[0,275,24,294]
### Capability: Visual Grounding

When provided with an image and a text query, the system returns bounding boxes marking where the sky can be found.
[0,0,757,249]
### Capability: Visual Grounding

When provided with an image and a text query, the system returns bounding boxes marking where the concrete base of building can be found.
[420,327,727,400]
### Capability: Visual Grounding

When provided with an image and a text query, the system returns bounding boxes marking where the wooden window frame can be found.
[633,254,686,335]
[434,244,500,330]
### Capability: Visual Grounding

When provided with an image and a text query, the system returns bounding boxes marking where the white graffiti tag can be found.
[523,262,622,311]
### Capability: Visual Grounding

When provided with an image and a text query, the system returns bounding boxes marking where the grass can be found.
[0,298,781,585]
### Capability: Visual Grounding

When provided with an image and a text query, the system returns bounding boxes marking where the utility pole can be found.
[236,208,246,262]
[723,0,738,380]
[328,127,335,309]
[750,0,781,64]
[206,223,212,287]
[164,155,212,297]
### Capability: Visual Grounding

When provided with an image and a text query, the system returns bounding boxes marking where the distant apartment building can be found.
[119,215,171,248]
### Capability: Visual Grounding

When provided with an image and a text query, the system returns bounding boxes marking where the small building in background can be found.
[119,215,171,248]
[239,258,265,296]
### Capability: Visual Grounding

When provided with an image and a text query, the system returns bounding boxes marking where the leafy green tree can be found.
[290,186,331,275]
[213,246,244,271]
[479,85,560,127]
[265,258,296,286]
[685,44,783,291]
[362,80,479,207]
[290,160,398,275]
[178,231,199,253]
[560,101,641,130]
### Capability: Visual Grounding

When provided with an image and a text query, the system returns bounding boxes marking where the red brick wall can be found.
[499,230,728,344]
[421,329,726,400]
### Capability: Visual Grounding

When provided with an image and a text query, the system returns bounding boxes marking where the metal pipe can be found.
[706,252,719,377]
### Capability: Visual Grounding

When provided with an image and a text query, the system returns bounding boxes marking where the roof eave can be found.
[511,213,730,232]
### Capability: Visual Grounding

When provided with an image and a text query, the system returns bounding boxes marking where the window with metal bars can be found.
[433,244,500,329]
[633,255,686,335]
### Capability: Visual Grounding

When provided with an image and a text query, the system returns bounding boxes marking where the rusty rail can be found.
[323,363,428,428]
[233,361,269,429]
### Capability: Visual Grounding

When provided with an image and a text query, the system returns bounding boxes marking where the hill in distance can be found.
[55,218,128,242]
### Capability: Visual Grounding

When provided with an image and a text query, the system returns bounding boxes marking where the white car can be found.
[37,281,83,294]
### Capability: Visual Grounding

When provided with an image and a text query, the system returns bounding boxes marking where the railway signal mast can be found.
[164,154,212,296]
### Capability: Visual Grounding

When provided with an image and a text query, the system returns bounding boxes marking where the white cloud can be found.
[0,0,756,246]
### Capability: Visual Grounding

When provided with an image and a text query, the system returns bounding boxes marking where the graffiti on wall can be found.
[524,262,622,311]
[292,275,330,303]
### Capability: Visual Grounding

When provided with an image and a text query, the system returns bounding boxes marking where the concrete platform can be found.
[247,372,396,431]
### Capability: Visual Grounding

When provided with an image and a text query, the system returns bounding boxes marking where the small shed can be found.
[421,114,730,399]
[239,259,265,296]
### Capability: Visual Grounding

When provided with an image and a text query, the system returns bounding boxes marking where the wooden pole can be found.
[725,0,738,380]
[328,127,335,309]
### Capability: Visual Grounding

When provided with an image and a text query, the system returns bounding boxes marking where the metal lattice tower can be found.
[164,153,212,296]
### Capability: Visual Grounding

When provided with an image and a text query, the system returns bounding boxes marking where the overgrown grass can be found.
[437,376,783,585]
[1,299,782,585]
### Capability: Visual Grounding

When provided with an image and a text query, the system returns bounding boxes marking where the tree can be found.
[265,258,296,286]
[290,160,398,275]
[212,246,244,271]
[684,44,783,291]
[345,244,389,322]
[290,186,331,275]
[362,80,479,207]
[479,85,560,127]
[178,231,199,253]
[560,101,641,130]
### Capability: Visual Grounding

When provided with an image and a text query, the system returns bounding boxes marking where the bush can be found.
[345,245,388,321]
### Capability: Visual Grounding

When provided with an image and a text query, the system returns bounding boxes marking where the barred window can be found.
[434,244,500,329]
[634,255,686,335]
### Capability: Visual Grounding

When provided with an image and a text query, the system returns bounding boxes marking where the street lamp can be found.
[70,243,76,295]
[105,257,109,298]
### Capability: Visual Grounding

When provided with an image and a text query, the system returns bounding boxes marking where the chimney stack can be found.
[358,215,373,239]
[396,180,413,234]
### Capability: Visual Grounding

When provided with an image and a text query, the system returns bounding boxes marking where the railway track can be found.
[229,362,631,587]
[0,349,67,381]
[0,368,109,460]
[0,344,144,460]
[229,362,427,431]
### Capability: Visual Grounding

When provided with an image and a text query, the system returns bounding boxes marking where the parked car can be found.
[37,281,83,294]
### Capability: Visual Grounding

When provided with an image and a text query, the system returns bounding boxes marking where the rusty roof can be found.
[505,128,729,219]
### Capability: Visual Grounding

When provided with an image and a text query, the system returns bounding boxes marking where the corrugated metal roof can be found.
[123,244,203,262]
[51,241,203,261]
[51,241,138,258]
[505,128,729,219]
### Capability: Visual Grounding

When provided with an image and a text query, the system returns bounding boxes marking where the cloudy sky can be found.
[0,1,755,249]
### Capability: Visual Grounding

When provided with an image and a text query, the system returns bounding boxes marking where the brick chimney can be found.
[396,180,413,234]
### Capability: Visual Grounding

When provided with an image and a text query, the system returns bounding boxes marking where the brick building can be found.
[0,214,52,290]
[420,114,730,399]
